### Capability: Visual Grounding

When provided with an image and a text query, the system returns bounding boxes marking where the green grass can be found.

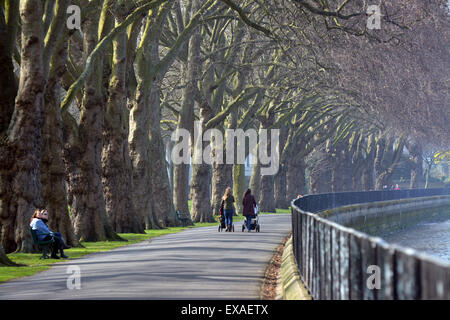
[1,226,194,284]
[1,206,290,284]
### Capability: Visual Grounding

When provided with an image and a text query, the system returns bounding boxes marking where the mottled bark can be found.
[259,121,276,213]
[0,225,17,266]
[0,2,17,135]
[408,143,423,189]
[129,81,159,229]
[0,0,46,253]
[330,142,353,192]
[260,175,276,212]
[309,148,332,194]
[249,160,261,203]
[148,81,177,227]
[274,126,289,209]
[190,81,215,223]
[233,164,246,213]
[173,23,199,216]
[375,138,405,190]
[361,163,375,191]
[41,33,77,247]
[374,138,387,190]
[129,10,164,230]
[67,6,122,242]
[273,164,287,209]
[211,162,233,216]
[361,136,376,191]
[286,156,305,201]
[211,118,234,216]
[190,120,213,223]
[102,7,144,234]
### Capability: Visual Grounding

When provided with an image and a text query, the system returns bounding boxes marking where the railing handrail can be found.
[290,188,450,300]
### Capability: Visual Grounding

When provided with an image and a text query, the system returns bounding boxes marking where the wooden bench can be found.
[176,210,191,227]
[30,227,54,259]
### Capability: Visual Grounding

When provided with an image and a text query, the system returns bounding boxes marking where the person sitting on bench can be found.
[30,209,70,259]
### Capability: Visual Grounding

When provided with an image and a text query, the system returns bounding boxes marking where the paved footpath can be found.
[0,214,291,300]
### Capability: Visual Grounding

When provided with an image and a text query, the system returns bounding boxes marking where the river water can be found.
[382,207,450,261]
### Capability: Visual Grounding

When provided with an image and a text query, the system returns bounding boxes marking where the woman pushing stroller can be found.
[242,189,257,232]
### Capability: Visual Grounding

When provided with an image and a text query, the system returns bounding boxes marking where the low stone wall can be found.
[280,237,311,300]
[318,195,450,236]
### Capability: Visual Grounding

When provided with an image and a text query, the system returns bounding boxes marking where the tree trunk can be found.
[0,2,17,135]
[259,122,276,213]
[424,164,432,189]
[361,163,375,191]
[190,138,213,223]
[129,11,163,230]
[374,138,387,190]
[190,96,215,223]
[260,174,276,213]
[0,225,17,266]
[233,163,246,214]
[102,10,144,234]
[148,80,178,227]
[274,163,288,209]
[249,160,261,203]
[408,143,423,189]
[68,8,122,242]
[129,81,160,229]
[173,48,197,217]
[0,0,46,253]
[309,149,332,194]
[375,138,405,190]
[41,35,78,247]
[332,144,353,192]
[286,156,305,203]
[190,161,213,223]
[361,137,376,191]
[211,163,233,216]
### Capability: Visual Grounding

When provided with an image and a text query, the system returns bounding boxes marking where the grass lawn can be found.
[0,207,290,284]
[1,226,198,284]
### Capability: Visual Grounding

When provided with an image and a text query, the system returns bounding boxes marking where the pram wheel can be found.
[242,225,245,232]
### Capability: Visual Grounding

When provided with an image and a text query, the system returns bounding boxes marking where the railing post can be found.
[339,230,350,299]
[313,218,319,299]
[376,240,395,299]
[420,258,449,299]
[349,232,362,300]
[361,237,378,300]
[318,221,326,299]
[395,248,421,299]
[331,227,340,300]
[324,223,332,300]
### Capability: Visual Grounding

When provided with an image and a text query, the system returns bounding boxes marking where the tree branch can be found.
[219,0,271,35]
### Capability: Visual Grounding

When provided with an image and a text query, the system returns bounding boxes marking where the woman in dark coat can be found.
[242,189,256,232]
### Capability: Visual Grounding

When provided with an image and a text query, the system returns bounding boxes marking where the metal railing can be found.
[291,188,450,300]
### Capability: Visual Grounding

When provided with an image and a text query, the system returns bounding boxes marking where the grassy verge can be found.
[1,207,290,284]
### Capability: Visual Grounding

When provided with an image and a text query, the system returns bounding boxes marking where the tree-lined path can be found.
[0,214,290,300]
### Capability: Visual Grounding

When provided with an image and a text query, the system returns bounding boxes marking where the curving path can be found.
[0,214,291,300]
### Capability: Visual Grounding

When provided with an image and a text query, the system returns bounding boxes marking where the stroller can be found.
[218,207,234,232]
[242,205,260,232]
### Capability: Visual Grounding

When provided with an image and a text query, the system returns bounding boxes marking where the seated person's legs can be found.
[43,235,61,258]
